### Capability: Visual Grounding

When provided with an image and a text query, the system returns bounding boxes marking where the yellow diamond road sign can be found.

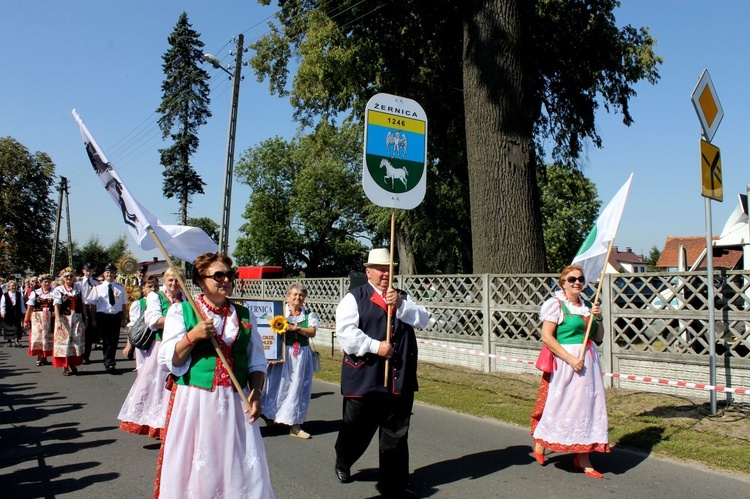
[691,69,723,142]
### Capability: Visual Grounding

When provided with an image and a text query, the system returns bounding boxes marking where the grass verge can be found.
[315,351,750,475]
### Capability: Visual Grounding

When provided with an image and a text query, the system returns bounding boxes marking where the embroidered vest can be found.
[556,299,597,344]
[174,302,252,391]
[285,312,310,346]
[340,284,418,397]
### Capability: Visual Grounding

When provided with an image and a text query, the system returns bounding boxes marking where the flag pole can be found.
[384,209,396,387]
[578,238,616,361]
[146,226,254,415]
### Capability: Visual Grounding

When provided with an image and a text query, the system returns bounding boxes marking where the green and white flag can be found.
[572,173,633,283]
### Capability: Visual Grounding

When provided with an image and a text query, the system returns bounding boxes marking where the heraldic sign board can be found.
[363,93,428,209]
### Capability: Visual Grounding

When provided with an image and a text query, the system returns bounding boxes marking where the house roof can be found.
[657,236,742,270]
[606,246,646,271]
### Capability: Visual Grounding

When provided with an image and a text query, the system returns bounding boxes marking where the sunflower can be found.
[269,315,288,335]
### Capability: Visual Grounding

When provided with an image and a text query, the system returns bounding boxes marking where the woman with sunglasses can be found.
[155,253,274,498]
[118,274,172,438]
[530,265,609,478]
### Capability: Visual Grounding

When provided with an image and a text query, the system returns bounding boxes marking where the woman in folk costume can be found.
[118,274,175,438]
[530,264,609,478]
[261,282,319,439]
[154,253,274,498]
[121,278,159,366]
[24,274,55,365]
[52,269,86,376]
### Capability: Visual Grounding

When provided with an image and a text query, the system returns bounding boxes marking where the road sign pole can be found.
[704,195,717,415]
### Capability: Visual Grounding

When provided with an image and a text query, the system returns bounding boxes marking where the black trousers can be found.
[334,391,414,492]
[95,312,121,369]
[82,304,99,360]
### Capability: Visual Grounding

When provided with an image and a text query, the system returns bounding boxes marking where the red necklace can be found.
[198,294,229,316]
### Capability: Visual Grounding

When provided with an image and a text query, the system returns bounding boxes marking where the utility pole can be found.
[205,34,244,256]
[50,177,66,275]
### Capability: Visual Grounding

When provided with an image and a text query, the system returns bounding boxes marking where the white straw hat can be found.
[364,248,397,268]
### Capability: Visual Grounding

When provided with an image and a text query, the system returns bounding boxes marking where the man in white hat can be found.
[334,248,429,498]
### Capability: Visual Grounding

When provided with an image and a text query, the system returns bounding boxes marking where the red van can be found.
[236,266,283,280]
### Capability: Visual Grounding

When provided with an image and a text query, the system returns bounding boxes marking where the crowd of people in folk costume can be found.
[2,249,610,498]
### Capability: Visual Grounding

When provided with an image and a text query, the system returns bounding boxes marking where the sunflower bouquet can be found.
[269,315,288,335]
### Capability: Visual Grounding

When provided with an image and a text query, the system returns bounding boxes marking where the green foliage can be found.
[0,137,56,275]
[647,245,662,270]
[156,12,211,224]
[234,121,370,276]
[67,236,129,275]
[527,0,663,161]
[251,0,660,274]
[537,163,600,273]
[187,216,219,244]
[250,0,471,273]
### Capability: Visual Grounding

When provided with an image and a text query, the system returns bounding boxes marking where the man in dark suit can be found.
[333,249,429,498]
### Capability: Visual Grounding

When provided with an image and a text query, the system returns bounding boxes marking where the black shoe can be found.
[107,366,117,374]
[81,358,91,365]
[335,465,351,484]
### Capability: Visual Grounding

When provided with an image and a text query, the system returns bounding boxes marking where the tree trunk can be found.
[462,0,546,273]
[397,223,417,275]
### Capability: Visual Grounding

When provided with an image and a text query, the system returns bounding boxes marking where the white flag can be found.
[572,173,633,283]
[72,110,219,263]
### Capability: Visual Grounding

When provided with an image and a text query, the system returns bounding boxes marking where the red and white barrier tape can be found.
[416,338,748,396]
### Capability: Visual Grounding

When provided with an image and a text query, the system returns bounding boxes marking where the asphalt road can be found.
[1,338,749,498]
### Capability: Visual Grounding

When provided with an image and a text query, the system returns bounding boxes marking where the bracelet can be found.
[185,332,196,346]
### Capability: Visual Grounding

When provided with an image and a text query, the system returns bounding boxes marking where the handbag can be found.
[535,344,556,373]
[127,314,155,350]
[310,338,321,372]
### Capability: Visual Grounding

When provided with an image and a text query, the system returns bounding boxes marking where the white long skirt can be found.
[117,339,170,437]
[532,343,609,451]
[261,344,314,425]
[156,383,275,499]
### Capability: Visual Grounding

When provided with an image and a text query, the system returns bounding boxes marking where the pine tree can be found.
[156,12,211,224]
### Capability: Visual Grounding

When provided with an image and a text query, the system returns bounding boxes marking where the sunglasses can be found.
[566,276,585,284]
[202,270,236,283]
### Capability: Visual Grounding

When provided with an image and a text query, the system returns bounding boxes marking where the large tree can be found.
[0,137,56,275]
[464,0,660,272]
[251,0,471,274]
[234,121,371,277]
[252,0,660,273]
[156,12,212,225]
[537,163,600,273]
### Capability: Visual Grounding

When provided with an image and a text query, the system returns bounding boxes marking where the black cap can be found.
[104,263,117,272]
[82,262,93,270]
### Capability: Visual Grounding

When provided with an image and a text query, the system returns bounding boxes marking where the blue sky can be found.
[2,1,749,266]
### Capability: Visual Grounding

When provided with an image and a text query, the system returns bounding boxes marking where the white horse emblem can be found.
[379,159,408,189]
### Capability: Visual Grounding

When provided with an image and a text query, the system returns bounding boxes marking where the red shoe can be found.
[573,456,603,478]
[532,443,545,465]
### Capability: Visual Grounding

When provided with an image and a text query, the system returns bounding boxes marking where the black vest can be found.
[340,284,418,397]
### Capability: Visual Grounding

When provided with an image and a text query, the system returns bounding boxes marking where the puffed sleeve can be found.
[52,287,63,305]
[144,291,164,329]
[539,297,562,324]
[157,303,189,376]
[305,309,319,328]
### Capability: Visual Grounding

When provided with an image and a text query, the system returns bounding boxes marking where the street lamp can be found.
[204,33,244,256]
